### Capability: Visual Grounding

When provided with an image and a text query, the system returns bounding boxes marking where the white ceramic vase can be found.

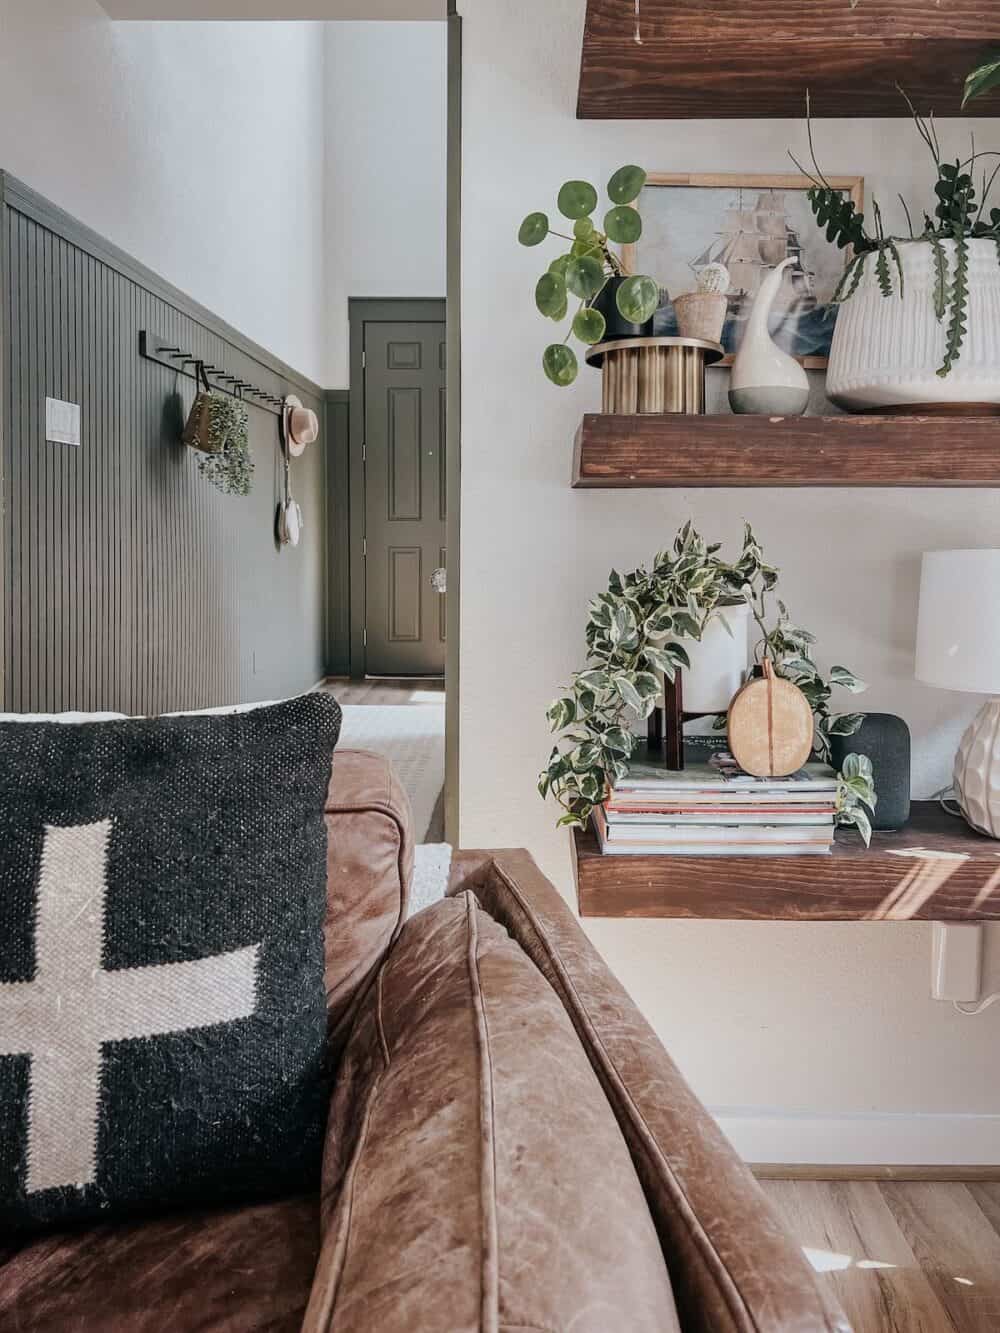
[667,603,750,713]
[728,257,809,415]
[954,698,1000,837]
[827,238,1000,410]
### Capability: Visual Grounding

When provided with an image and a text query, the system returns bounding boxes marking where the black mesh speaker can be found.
[829,712,911,832]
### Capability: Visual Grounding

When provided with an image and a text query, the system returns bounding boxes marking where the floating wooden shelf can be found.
[572,413,1000,488]
[578,1,1000,119]
[574,802,1000,921]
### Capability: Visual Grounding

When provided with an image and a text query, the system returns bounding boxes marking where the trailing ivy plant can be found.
[790,77,1000,377]
[540,523,874,842]
[518,166,660,386]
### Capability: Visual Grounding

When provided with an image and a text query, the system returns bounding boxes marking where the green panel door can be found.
[364,321,447,675]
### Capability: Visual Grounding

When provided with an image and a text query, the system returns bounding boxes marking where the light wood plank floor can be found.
[762,1180,1000,1332]
[321,677,446,840]
[322,677,445,706]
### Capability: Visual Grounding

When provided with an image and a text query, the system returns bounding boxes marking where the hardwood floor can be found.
[762,1180,1000,1332]
[321,677,445,706]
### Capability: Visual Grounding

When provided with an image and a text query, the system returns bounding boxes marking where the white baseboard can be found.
[713,1107,1000,1166]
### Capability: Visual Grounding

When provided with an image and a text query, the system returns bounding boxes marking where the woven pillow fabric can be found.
[0,692,341,1234]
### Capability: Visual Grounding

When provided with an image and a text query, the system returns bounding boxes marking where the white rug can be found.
[337,703,445,844]
[411,844,453,918]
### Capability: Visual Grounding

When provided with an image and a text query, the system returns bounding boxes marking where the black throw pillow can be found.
[0,692,340,1234]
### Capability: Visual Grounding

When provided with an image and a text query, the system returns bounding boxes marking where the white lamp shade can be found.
[915,549,1000,694]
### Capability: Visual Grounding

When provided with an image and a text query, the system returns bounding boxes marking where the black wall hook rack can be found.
[139,331,286,417]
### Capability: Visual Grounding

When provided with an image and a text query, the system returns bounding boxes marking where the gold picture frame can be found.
[621,172,865,368]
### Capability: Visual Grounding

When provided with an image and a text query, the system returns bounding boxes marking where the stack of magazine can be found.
[593,747,840,857]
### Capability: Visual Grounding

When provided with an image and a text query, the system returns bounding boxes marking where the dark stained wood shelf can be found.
[572,413,1000,488]
[578,1,1000,119]
[574,802,1000,921]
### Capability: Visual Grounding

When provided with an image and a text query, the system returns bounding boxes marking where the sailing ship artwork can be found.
[624,175,864,363]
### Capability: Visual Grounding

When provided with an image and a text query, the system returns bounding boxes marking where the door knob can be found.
[431,566,447,593]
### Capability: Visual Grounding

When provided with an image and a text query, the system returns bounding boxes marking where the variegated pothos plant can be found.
[539,523,876,843]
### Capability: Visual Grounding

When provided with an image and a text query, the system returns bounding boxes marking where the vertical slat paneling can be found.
[1,204,326,714]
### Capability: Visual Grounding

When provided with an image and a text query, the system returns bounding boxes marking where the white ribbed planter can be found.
[827,238,1000,410]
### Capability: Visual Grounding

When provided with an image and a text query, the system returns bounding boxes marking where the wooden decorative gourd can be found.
[727,659,814,778]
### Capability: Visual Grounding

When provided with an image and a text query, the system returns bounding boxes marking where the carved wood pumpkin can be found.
[727,659,814,778]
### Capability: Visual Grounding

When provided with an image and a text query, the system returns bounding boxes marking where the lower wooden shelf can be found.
[573,802,1000,921]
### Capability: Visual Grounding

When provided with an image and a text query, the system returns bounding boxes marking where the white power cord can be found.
[930,784,964,818]
[953,993,1000,1016]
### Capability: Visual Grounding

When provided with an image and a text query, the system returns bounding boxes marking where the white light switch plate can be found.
[45,397,81,447]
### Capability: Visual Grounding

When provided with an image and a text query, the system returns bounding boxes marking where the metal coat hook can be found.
[138,331,288,418]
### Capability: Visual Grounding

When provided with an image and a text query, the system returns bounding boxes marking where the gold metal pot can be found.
[585,336,724,414]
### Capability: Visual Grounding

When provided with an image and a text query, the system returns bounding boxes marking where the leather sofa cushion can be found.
[0,1193,319,1332]
[304,892,681,1333]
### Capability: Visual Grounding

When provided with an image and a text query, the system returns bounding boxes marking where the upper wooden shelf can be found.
[578,1,1000,119]
[574,802,1000,921]
[572,413,1000,488]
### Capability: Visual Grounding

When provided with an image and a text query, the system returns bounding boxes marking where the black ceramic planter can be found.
[590,277,655,340]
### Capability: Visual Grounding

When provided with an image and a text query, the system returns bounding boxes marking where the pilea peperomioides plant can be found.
[518,165,660,386]
[540,523,875,842]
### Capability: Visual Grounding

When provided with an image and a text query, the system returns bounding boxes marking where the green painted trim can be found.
[0,171,324,400]
[325,389,351,676]
[347,297,447,680]
[445,11,462,845]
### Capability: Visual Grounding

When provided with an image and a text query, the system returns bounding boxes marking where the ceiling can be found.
[99,1,444,17]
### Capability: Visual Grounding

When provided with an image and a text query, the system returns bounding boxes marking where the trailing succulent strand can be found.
[929,233,949,320]
[941,226,970,378]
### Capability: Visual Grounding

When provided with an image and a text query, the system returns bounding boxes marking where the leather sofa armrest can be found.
[449,850,850,1333]
[321,749,414,1066]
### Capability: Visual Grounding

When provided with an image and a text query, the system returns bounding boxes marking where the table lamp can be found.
[915,549,1000,837]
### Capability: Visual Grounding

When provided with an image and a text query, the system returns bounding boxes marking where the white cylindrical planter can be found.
[827,239,1000,410]
[670,604,751,712]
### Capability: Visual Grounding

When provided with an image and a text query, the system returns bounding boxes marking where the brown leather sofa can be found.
[0,750,850,1333]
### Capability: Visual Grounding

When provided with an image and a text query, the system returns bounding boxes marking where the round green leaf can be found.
[543,343,579,386]
[607,165,647,205]
[535,271,568,320]
[518,211,549,246]
[571,235,603,258]
[573,307,606,345]
[616,274,659,324]
[557,180,598,220]
[565,253,605,300]
[604,205,642,245]
[548,254,572,278]
[573,216,595,240]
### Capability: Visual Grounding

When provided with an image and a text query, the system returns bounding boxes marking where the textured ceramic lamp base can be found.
[954,698,1000,838]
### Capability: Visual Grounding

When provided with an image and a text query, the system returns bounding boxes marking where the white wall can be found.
[0,2,327,382]
[322,21,447,385]
[458,0,1000,1163]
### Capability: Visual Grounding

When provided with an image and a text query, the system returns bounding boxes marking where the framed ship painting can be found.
[620,172,865,367]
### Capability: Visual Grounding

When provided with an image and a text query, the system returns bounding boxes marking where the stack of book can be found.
[593,751,839,857]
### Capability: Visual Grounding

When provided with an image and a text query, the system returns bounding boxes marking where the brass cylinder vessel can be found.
[585,336,724,415]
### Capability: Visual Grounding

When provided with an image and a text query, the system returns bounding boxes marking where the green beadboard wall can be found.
[0,173,329,714]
